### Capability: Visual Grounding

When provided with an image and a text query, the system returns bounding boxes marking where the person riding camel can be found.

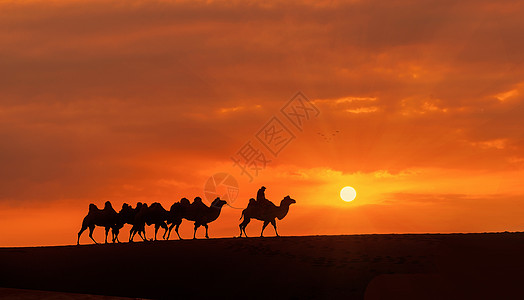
[256,186,271,207]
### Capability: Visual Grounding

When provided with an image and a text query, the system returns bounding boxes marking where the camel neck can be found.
[208,205,223,221]
[276,203,290,220]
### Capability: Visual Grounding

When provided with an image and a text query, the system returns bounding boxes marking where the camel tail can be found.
[239,210,245,221]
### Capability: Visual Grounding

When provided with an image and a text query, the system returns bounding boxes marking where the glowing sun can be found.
[340,186,357,202]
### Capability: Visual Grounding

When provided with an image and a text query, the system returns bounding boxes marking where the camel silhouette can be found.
[125,202,148,242]
[111,203,135,243]
[165,198,191,240]
[239,195,296,237]
[77,201,119,245]
[183,197,227,239]
[129,203,149,242]
[130,202,169,241]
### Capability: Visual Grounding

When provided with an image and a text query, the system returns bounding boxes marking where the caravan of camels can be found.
[77,186,296,245]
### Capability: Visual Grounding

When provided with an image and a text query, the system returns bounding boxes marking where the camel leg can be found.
[77,224,88,245]
[165,223,174,240]
[139,226,147,241]
[239,218,250,238]
[261,221,270,237]
[161,222,168,240]
[113,227,121,243]
[242,218,250,238]
[129,227,136,242]
[204,224,209,239]
[88,225,97,244]
[271,219,279,237]
[193,223,201,239]
[175,223,183,240]
[104,227,110,244]
[154,224,159,241]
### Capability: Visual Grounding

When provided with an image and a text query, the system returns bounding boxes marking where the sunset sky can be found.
[1,0,524,247]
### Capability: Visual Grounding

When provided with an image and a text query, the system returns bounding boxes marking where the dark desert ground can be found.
[2,233,524,299]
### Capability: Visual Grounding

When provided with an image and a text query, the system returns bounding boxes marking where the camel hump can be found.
[248,198,256,206]
[192,197,208,209]
[150,202,162,209]
[88,203,99,212]
[104,201,116,212]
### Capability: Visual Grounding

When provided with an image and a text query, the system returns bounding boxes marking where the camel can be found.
[238,195,296,238]
[129,203,148,242]
[125,202,147,242]
[183,197,227,239]
[77,201,119,245]
[165,198,191,240]
[130,202,169,241]
[111,203,138,243]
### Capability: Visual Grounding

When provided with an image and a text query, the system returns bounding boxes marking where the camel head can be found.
[104,201,113,209]
[211,197,227,208]
[281,195,296,206]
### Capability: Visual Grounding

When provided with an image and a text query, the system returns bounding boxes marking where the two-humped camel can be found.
[77,197,228,244]
[183,197,227,239]
[129,202,170,242]
[239,195,296,237]
[165,197,191,240]
[77,201,119,245]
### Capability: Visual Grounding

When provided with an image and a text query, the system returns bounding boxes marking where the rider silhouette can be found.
[256,186,270,206]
